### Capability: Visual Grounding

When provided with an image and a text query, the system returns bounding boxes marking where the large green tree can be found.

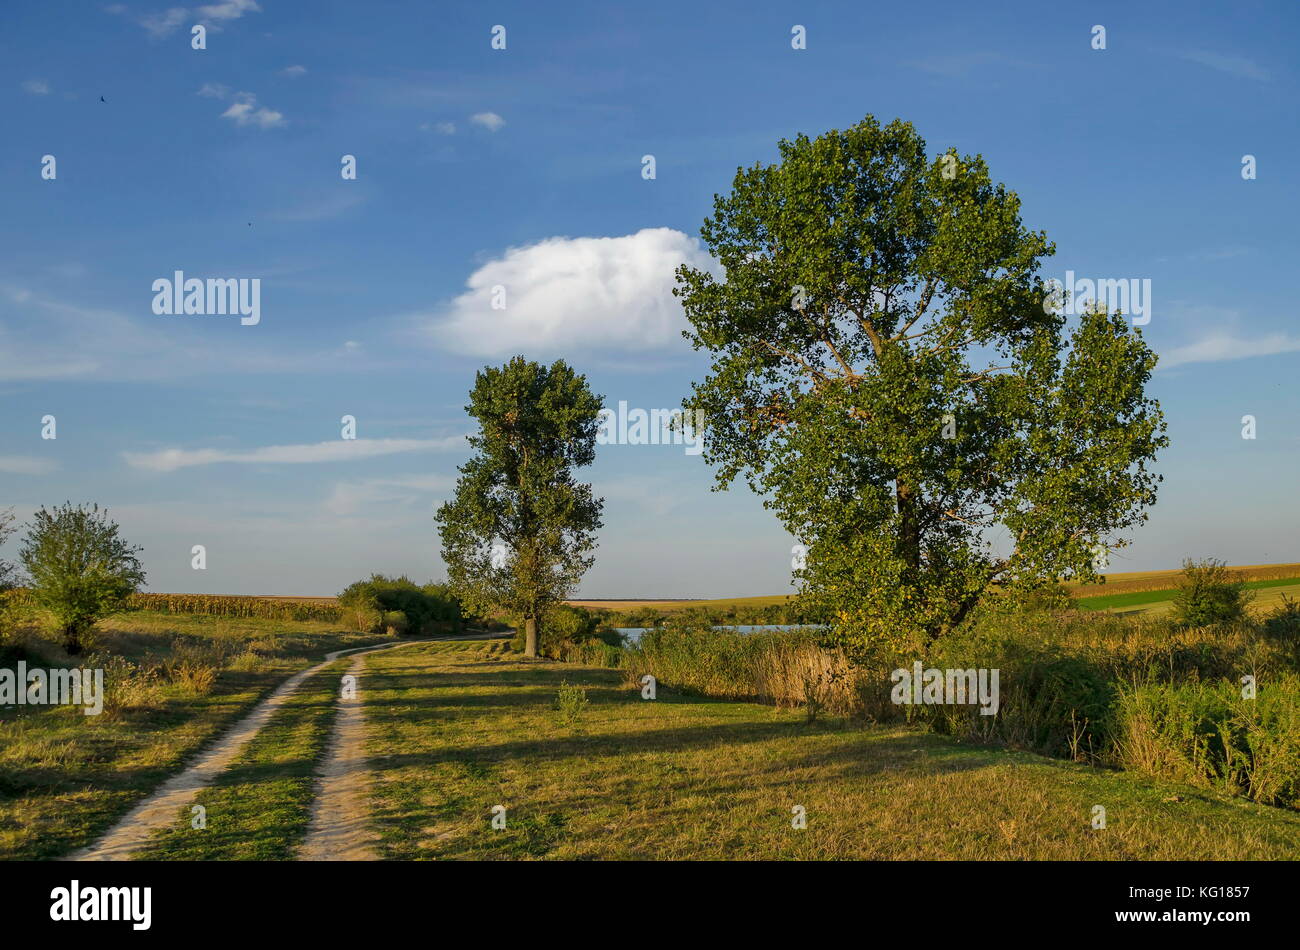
[675,115,1167,654]
[436,357,604,657]
[20,503,146,654]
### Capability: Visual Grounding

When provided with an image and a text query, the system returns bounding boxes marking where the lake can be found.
[614,624,818,644]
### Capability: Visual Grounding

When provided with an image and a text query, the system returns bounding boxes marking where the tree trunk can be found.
[895,481,921,579]
[63,624,83,656]
[524,615,538,658]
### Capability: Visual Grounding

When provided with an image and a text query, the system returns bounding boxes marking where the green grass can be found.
[362,641,1300,860]
[1076,577,1300,613]
[0,612,386,860]
[135,661,347,860]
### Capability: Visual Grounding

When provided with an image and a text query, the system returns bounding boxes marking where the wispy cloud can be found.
[124,437,469,473]
[1161,333,1300,369]
[21,79,51,95]
[420,121,456,135]
[269,188,366,222]
[0,282,380,382]
[131,0,260,38]
[1175,49,1270,82]
[0,456,57,476]
[281,64,307,78]
[325,474,455,515]
[470,111,505,132]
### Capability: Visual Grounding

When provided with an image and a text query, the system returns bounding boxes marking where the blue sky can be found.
[2,0,1298,596]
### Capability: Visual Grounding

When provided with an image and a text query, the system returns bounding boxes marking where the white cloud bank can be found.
[124,437,467,473]
[430,227,715,356]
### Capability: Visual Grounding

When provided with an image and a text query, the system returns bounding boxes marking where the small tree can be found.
[1174,558,1251,627]
[19,503,146,655]
[436,357,604,658]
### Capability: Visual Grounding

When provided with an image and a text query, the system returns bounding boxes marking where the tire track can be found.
[69,638,437,861]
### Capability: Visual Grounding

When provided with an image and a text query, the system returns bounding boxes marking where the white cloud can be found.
[0,456,56,476]
[197,82,230,98]
[140,7,188,37]
[469,111,505,132]
[428,228,714,357]
[421,121,456,135]
[124,437,469,473]
[195,0,260,21]
[21,79,51,95]
[281,64,307,77]
[134,1,259,38]
[220,92,285,128]
[1160,333,1300,369]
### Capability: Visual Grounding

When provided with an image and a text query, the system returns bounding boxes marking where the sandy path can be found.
[69,638,435,861]
[299,650,378,860]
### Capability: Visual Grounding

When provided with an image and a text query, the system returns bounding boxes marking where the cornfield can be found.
[1,588,344,623]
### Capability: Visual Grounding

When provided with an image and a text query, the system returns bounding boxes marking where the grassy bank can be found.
[0,612,385,860]
[606,604,1300,813]
[360,641,1300,859]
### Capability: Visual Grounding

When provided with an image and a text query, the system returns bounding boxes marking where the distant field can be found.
[1067,563,1300,598]
[568,564,1300,615]
[1076,576,1300,612]
[147,564,1300,618]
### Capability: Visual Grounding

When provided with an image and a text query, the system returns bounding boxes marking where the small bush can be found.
[552,682,589,726]
[382,610,410,636]
[1173,558,1251,627]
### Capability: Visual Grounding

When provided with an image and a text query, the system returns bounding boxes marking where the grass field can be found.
[360,640,1300,859]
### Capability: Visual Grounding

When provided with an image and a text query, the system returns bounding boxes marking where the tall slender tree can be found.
[436,357,604,657]
[674,115,1167,654]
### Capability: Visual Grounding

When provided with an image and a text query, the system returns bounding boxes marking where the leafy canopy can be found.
[675,115,1168,653]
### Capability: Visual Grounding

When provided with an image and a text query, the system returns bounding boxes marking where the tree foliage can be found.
[19,503,146,654]
[336,574,463,634]
[0,508,21,593]
[675,115,1168,654]
[436,357,604,657]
